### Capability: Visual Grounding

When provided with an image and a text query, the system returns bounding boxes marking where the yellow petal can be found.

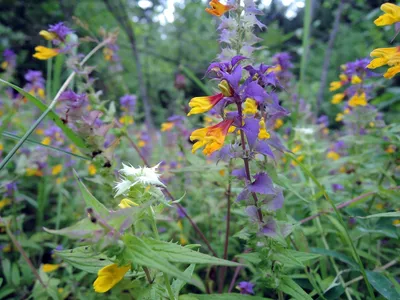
[93,264,130,293]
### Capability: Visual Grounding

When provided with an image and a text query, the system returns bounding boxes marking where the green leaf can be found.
[11,264,20,286]
[172,264,196,298]
[182,294,272,300]
[366,271,400,300]
[310,248,358,269]
[354,211,400,219]
[142,238,240,266]
[55,246,113,274]
[1,259,11,284]
[271,249,320,268]
[123,235,191,282]
[0,78,87,149]
[73,170,109,217]
[278,276,313,300]
[44,218,99,239]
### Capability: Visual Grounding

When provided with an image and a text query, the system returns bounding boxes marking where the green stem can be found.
[298,0,312,97]
[287,153,376,300]
[46,40,53,101]
[0,39,110,171]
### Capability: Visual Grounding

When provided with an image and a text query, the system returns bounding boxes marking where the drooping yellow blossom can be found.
[161,122,174,132]
[335,113,344,122]
[331,93,345,104]
[205,0,233,17]
[0,198,11,210]
[327,151,340,161]
[51,164,63,176]
[177,220,188,245]
[329,81,343,91]
[93,264,130,293]
[258,118,270,140]
[1,61,8,70]
[219,169,225,176]
[374,3,400,26]
[190,119,234,155]
[351,75,362,84]
[2,244,12,253]
[42,264,60,273]
[39,30,57,41]
[348,92,367,107]
[88,164,97,176]
[339,74,348,81]
[369,122,375,128]
[367,47,400,78]
[243,98,258,115]
[344,108,350,114]
[118,198,139,209]
[33,46,59,60]
[322,127,329,135]
[274,118,284,130]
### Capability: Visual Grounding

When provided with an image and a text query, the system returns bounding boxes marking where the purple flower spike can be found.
[238,281,255,295]
[48,22,74,40]
[248,172,274,195]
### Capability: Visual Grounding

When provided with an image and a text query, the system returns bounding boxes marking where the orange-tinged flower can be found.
[93,263,130,293]
[161,122,174,132]
[374,3,400,26]
[33,46,59,60]
[205,0,233,17]
[187,93,224,116]
[88,164,97,176]
[190,119,233,155]
[384,64,400,78]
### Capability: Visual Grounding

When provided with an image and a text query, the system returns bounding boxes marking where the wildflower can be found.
[44,22,73,41]
[1,49,16,70]
[258,118,270,140]
[348,92,367,107]
[93,264,130,293]
[33,46,59,60]
[52,164,63,175]
[161,122,174,132]
[115,163,165,197]
[393,219,400,226]
[190,119,234,155]
[0,198,11,210]
[205,0,233,17]
[351,75,362,84]
[327,151,340,161]
[243,98,258,114]
[374,3,400,26]
[119,115,134,125]
[331,93,345,104]
[187,93,225,116]
[237,281,255,295]
[42,264,60,273]
[118,198,139,209]
[329,81,343,91]
[335,113,344,122]
[367,47,400,78]
[24,70,45,98]
[88,164,97,176]
[385,145,396,153]
[332,184,344,192]
[274,118,284,129]
[120,94,136,112]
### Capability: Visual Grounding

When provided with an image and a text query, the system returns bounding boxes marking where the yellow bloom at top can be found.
[335,113,344,122]
[348,92,367,107]
[39,30,58,41]
[205,0,233,17]
[258,118,270,140]
[243,98,258,115]
[374,3,400,26]
[93,263,130,293]
[161,122,174,132]
[367,47,400,79]
[33,46,59,60]
[118,198,139,209]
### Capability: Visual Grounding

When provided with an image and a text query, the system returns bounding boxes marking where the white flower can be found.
[114,163,165,197]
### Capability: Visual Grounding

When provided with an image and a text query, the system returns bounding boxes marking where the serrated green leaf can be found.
[172,264,196,298]
[278,277,313,300]
[73,170,109,217]
[123,235,190,282]
[366,271,400,300]
[0,78,87,149]
[142,238,240,266]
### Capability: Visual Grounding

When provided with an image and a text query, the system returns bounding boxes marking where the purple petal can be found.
[248,172,274,195]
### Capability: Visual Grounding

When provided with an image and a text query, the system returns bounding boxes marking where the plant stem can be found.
[0,39,110,171]
[287,153,376,299]
[46,40,53,101]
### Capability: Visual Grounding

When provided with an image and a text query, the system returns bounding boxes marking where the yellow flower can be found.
[348,92,367,107]
[118,198,139,209]
[351,75,362,84]
[258,118,270,140]
[138,140,146,148]
[42,264,60,273]
[119,115,134,125]
[103,48,114,61]
[374,3,400,26]
[33,46,59,60]
[187,93,224,116]
[274,118,284,130]
[41,137,51,145]
[56,177,67,185]
[291,144,302,153]
[1,61,8,70]
[93,264,130,293]
[327,151,340,161]
[36,129,44,135]
[393,219,400,226]
[384,65,400,79]
[26,168,43,177]
[322,127,329,135]
[219,169,225,176]
[267,65,282,74]
[39,30,57,41]
[343,108,350,114]
[331,93,345,104]
[2,244,12,253]
[329,81,343,91]
[243,98,258,115]
[205,0,233,17]
[339,74,348,81]
[385,145,396,154]
[88,164,97,176]
[335,113,344,122]
[52,164,63,176]
[161,122,174,132]
[0,143,3,151]
[375,203,384,210]
[0,198,11,210]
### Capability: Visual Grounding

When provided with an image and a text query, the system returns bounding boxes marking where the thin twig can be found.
[228,265,242,293]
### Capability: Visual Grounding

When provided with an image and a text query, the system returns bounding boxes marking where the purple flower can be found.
[120,94,136,111]
[317,115,329,127]
[59,90,87,108]
[248,172,274,195]
[5,182,18,197]
[238,281,255,295]
[2,49,16,68]
[332,183,344,192]
[48,22,74,40]
[177,206,187,219]
[25,70,45,87]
